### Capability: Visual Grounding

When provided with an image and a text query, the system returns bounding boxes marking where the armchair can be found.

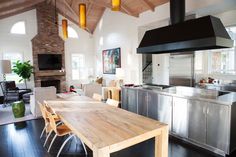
[0,81,31,104]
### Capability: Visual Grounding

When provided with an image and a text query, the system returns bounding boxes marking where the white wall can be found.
[0,9,37,92]
[93,10,140,85]
[93,0,236,85]
[58,15,94,88]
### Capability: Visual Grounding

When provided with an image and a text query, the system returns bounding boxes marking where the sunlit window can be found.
[208,26,236,74]
[68,26,78,38]
[10,21,26,34]
[72,54,84,80]
[195,51,204,74]
[195,26,236,75]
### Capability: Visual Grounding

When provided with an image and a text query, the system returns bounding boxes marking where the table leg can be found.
[93,148,110,157]
[155,126,168,157]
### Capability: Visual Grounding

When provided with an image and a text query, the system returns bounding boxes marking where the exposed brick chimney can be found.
[31,1,66,92]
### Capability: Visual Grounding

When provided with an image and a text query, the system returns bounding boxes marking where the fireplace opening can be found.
[41,80,60,93]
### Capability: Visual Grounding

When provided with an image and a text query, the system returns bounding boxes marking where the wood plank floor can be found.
[0,119,234,157]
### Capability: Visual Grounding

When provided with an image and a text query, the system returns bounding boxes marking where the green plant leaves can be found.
[12,60,33,82]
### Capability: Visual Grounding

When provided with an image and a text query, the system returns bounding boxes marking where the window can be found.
[68,26,78,38]
[207,26,236,74]
[10,21,26,34]
[194,52,204,74]
[71,54,84,80]
[3,52,23,83]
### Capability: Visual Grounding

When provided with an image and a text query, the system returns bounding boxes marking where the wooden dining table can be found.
[45,95,168,157]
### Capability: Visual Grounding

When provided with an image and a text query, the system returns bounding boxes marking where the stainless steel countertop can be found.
[122,86,236,106]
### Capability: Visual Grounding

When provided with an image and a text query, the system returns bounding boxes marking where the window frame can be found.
[68,26,78,39]
[71,53,85,80]
[10,21,26,35]
[195,25,236,76]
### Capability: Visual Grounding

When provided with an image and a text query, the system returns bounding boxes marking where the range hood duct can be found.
[170,0,185,24]
[137,0,234,54]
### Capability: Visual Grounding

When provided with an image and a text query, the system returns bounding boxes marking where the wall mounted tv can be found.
[38,54,62,70]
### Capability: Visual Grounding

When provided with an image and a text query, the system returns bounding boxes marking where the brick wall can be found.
[31,2,66,92]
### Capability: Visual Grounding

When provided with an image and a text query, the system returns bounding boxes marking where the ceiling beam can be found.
[57,0,78,18]
[0,0,29,10]
[0,0,44,17]
[88,0,138,17]
[57,8,78,25]
[70,0,77,9]
[86,2,93,16]
[0,5,35,20]
[88,0,111,9]
[120,2,139,17]
[90,7,105,33]
[140,0,155,12]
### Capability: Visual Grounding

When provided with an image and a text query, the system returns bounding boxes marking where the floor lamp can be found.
[0,60,12,81]
[0,60,11,106]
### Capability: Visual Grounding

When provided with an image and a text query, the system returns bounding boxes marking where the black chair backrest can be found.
[0,81,17,94]
[5,81,16,90]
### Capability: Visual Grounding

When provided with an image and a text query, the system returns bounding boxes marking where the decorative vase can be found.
[12,101,25,118]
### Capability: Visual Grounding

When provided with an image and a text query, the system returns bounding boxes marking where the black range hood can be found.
[137,0,234,54]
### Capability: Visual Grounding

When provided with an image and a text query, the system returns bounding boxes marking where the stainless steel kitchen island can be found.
[121,86,236,156]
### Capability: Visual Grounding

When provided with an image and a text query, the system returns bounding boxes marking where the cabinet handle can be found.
[207,107,209,114]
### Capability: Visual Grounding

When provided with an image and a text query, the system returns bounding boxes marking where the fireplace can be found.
[32,2,66,93]
[41,80,60,93]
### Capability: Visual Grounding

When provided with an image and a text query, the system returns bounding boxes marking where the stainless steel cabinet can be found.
[121,87,234,155]
[147,91,158,120]
[121,88,128,110]
[173,97,188,138]
[138,90,148,116]
[188,100,207,144]
[127,89,138,113]
[157,94,172,131]
[206,103,229,152]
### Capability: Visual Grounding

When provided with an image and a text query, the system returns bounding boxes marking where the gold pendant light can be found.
[112,0,121,11]
[62,19,68,39]
[79,3,86,29]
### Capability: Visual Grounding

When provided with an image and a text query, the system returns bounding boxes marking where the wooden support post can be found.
[155,126,168,157]
[93,147,110,157]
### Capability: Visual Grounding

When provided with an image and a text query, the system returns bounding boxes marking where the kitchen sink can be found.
[217,91,230,96]
[143,84,172,90]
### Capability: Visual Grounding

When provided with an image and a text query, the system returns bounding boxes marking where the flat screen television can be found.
[38,54,62,70]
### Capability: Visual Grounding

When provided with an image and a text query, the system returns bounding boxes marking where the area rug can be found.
[0,103,38,126]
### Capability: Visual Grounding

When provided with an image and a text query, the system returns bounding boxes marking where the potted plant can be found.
[12,60,33,89]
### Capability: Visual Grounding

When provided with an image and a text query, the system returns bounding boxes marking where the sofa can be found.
[30,86,57,117]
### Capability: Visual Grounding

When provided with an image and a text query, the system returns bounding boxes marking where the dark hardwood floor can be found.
[0,119,235,157]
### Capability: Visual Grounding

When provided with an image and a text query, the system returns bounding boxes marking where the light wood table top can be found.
[45,95,168,157]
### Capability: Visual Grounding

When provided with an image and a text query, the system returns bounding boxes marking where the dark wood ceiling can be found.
[0,0,169,33]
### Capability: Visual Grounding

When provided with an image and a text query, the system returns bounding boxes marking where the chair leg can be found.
[47,134,57,152]
[81,140,88,156]
[40,123,48,139]
[56,121,63,126]
[43,130,53,147]
[56,134,74,157]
